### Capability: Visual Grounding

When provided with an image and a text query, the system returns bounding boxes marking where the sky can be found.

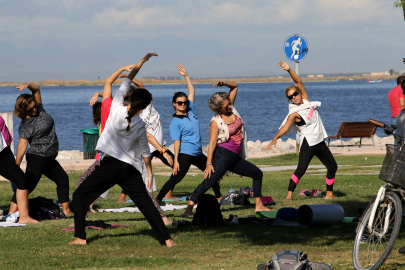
[0,0,404,82]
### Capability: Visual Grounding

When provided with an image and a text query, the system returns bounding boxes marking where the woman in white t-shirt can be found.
[266,60,337,201]
[69,53,176,247]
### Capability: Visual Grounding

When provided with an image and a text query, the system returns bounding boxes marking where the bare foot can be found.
[117,199,127,203]
[255,205,273,212]
[325,195,337,200]
[162,217,173,226]
[64,211,73,216]
[164,196,179,200]
[217,196,223,202]
[285,197,292,201]
[68,238,87,245]
[165,239,179,247]
[19,217,40,224]
[182,210,194,216]
[89,208,97,213]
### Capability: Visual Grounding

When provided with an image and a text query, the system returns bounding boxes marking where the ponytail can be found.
[123,87,152,132]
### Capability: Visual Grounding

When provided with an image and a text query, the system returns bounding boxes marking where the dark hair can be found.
[14,94,37,119]
[124,87,152,131]
[402,80,405,96]
[172,92,188,103]
[398,75,405,86]
[92,102,102,126]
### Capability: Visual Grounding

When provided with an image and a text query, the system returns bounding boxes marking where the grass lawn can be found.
[1,153,404,270]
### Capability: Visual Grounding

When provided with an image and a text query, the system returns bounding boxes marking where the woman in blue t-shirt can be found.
[156,64,221,202]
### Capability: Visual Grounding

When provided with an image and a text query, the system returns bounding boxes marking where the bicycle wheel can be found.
[353,192,402,270]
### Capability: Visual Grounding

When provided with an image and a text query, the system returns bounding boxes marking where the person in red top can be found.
[388,75,405,127]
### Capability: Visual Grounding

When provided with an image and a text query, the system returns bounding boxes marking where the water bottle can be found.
[228,186,235,205]
[6,211,19,223]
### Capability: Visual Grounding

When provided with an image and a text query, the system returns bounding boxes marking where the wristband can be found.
[206,163,212,165]
[160,146,168,154]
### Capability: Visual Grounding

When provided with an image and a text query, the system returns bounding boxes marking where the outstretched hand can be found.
[177,64,188,77]
[265,140,277,150]
[279,60,290,71]
[213,81,226,87]
[143,53,158,62]
[16,84,30,91]
[123,64,136,72]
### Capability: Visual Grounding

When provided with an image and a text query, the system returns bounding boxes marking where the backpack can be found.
[28,196,66,221]
[192,194,226,227]
[257,249,332,270]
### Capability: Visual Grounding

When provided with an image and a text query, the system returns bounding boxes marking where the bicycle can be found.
[352,118,405,270]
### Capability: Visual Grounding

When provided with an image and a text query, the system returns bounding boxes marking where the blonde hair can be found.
[285,85,300,102]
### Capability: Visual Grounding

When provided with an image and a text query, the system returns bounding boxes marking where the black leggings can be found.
[0,147,28,190]
[122,149,175,196]
[190,146,263,203]
[11,153,70,204]
[288,138,338,192]
[71,156,171,242]
[156,153,221,201]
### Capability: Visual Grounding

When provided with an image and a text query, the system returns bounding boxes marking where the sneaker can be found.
[298,189,311,196]
[312,189,322,197]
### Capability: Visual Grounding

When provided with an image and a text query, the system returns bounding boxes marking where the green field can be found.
[1,154,404,270]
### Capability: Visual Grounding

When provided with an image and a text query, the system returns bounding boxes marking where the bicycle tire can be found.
[353,192,402,270]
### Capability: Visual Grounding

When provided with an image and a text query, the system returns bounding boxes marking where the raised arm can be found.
[17,83,42,105]
[112,53,158,106]
[89,92,103,106]
[279,60,309,101]
[213,81,238,105]
[265,113,300,149]
[103,64,136,101]
[118,74,145,89]
[177,64,195,103]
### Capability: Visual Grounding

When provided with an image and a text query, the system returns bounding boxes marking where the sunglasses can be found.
[288,90,300,100]
[175,101,189,106]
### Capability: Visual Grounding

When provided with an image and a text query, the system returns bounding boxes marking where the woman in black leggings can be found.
[266,60,337,201]
[0,116,38,223]
[69,53,176,246]
[183,81,272,216]
[10,83,72,215]
[156,64,221,202]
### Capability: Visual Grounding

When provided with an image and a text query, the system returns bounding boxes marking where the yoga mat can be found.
[343,217,358,223]
[0,222,26,227]
[98,204,194,213]
[255,211,278,219]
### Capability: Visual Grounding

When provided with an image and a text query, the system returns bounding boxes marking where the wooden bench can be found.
[327,122,378,147]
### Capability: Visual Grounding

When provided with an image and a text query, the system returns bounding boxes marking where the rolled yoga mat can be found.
[297,204,344,227]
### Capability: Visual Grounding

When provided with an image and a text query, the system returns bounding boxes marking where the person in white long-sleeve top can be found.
[69,53,176,247]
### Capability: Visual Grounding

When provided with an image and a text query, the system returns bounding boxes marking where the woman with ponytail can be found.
[69,53,176,247]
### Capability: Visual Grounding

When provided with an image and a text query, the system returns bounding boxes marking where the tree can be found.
[389,69,395,75]
[394,1,405,21]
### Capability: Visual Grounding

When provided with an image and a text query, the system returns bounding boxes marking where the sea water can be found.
[0,79,395,152]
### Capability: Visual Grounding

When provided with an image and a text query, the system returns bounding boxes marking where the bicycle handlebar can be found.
[369,118,405,145]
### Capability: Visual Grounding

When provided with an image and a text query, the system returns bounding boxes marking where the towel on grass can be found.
[97,204,192,213]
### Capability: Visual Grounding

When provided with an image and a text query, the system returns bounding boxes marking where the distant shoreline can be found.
[0,75,397,87]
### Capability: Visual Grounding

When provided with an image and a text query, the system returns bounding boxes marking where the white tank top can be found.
[296,99,328,147]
